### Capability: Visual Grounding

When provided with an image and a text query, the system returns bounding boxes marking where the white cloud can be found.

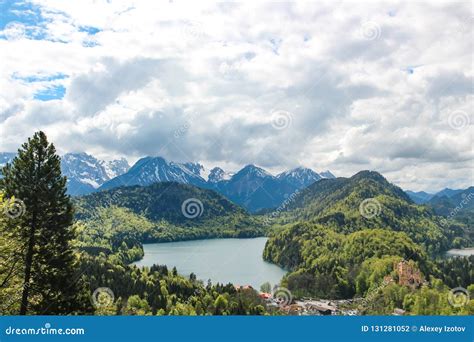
[0,0,472,192]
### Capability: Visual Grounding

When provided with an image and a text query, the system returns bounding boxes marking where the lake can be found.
[133,237,287,289]
[446,248,474,257]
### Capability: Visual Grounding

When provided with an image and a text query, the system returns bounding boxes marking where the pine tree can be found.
[0,193,24,314]
[0,131,92,315]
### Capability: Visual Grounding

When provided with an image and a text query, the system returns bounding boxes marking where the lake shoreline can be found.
[446,247,474,257]
[133,237,287,289]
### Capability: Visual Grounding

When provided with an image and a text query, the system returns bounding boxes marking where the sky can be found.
[0,0,472,192]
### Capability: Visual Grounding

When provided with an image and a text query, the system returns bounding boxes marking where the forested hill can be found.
[73,182,264,262]
[285,170,411,213]
[271,170,469,254]
[262,171,473,307]
[75,182,246,225]
[427,186,474,223]
[263,223,427,298]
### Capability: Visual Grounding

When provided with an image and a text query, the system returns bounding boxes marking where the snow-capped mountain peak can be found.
[182,162,213,181]
[236,164,274,179]
[277,166,322,188]
[98,156,207,191]
[208,167,233,183]
[61,152,130,195]
[320,170,336,179]
[103,158,130,179]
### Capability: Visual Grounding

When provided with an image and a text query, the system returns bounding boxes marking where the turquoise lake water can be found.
[133,237,287,289]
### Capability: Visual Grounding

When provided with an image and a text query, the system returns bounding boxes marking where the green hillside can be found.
[427,187,474,230]
[273,171,469,254]
[263,222,427,298]
[74,182,264,263]
[263,171,473,313]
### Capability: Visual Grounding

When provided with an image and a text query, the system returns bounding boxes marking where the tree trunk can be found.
[19,212,36,315]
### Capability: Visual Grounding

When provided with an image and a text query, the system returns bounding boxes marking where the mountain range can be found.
[405,188,465,204]
[2,151,471,214]
[0,152,334,211]
[0,152,131,196]
[95,156,335,212]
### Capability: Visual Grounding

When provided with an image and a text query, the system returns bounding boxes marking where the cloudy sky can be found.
[0,0,472,191]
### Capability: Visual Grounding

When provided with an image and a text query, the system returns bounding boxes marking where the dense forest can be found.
[263,172,474,314]
[0,132,472,316]
[73,182,265,264]
[271,171,470,254]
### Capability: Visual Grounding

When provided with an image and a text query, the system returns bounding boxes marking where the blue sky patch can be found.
[12,72,69,83]
[34,85,66,101]
[0,0,48,40]
[0,1,42,30]
[79,26,101,35]
[0,0,71,41]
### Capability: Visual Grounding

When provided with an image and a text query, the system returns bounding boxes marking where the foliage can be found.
[73,183,265,261]
[264,222,427,299]
[271,171,470,254]
[362,279,474,315]
[0,132,92,315]
[79,253,268,316]
[1,133,472,317]
[0,193,24,314]
[432,255,474,289]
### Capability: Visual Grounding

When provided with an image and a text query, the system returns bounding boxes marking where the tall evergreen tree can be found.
[0,193,24,314]
[0,131,92,315]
